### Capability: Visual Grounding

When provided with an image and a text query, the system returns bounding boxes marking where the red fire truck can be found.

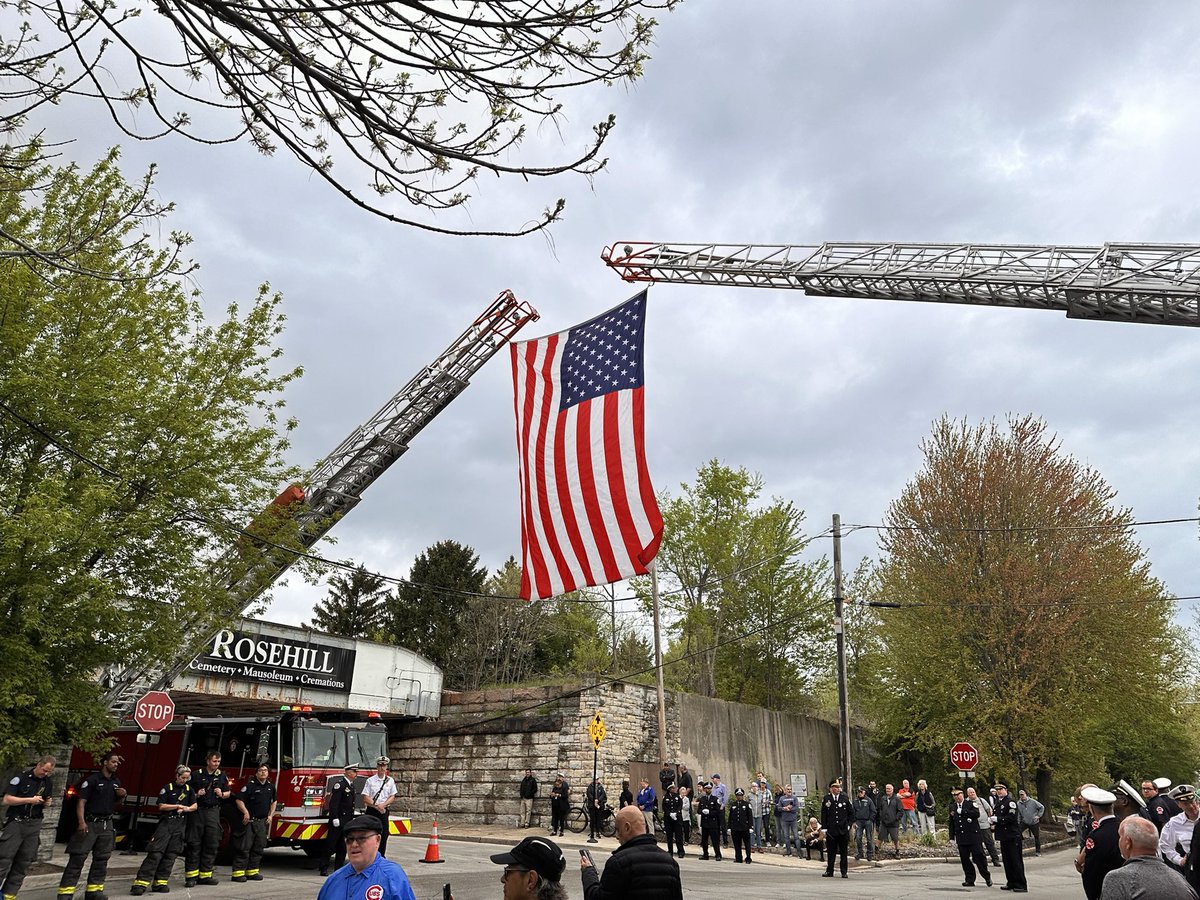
[59,711,410,855]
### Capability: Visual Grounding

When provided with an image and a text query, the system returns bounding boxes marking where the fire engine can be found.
[60,711,400,854]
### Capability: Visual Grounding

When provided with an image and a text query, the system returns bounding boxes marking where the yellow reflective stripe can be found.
[85,886,106,893]
[185,870,199,878]
[57,889,76,896]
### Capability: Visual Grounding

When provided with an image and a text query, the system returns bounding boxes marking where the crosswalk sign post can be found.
[586,712,606,843]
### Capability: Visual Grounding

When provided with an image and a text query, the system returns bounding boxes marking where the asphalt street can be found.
[18,839,1088,900]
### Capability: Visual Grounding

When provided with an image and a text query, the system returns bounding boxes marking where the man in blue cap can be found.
[317,815,416,900]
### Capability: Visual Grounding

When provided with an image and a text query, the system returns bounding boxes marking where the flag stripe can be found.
[511,292,661,600]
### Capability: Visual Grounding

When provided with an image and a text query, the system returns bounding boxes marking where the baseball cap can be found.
[343,814,383,835]
[490,836,566,883]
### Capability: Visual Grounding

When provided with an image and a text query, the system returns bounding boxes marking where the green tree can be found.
[3,0,677,236]
[308,566,389,639]
[644,460,829,707]
[0,147,301,766]
[386,540,486,675]
[870,415,1196,800]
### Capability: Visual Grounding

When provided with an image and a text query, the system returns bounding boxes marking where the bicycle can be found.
[567,803,617,837]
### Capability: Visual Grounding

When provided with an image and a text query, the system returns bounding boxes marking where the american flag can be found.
[510,292,662,601]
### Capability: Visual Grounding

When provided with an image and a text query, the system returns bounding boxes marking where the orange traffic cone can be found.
[419,819,444,864]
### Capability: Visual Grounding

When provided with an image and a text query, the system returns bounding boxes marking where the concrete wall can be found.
[388,679,857,826]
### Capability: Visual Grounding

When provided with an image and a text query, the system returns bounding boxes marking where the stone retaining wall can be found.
[388,679,859,827]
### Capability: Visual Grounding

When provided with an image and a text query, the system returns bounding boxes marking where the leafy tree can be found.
[0,147,301,766]
[644,460,829,707]
[869,415,1196,800]
[2,0,677,236]
[386,539,486,674]
[308,566,390,639]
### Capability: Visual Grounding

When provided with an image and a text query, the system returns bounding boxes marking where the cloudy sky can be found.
[40,1,1200,627]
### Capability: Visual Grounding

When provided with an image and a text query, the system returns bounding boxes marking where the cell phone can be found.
[442,883,451,900]
[580,849,594,866]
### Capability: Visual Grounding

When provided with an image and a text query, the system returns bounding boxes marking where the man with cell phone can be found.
[580,806,682,900]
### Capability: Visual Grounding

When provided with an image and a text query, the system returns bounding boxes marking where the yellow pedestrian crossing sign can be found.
[588,712,606,748]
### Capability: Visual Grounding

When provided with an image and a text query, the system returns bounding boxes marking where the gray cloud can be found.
[23,0,1200,622]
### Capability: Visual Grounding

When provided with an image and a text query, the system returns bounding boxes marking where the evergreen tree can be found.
[309,566,389,639]
[385,540,486,674]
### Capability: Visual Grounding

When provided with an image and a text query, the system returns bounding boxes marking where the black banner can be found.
[187,629,356,693]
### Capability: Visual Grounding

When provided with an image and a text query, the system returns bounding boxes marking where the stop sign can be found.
[950,741,979,771]
[134,691,175,733]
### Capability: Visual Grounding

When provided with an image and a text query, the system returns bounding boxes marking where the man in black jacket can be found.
[949,788,992,888]
[581,806,683,900]
[519,770,539,829]
[661,786,685,859]
[992,783,1027,892]
[585,779,608,840]
[820,780,853,879]
[319,763,359,876]
[728,789,754,864]
[696,783,723,861]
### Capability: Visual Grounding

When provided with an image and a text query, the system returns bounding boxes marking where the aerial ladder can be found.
[600,241,1200,326]
[101,291,539,718]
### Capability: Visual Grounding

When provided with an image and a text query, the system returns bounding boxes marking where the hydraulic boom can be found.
[601,241,1200,327]
[102,291,539,716]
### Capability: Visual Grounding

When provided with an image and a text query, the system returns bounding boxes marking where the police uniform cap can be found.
[490,836,566,883]
[1111,780,1147,809]
[375,756,390,765]
[993,783,1007,791]
[342,814,384,835]
[1169,784,1196,802]
[1154,777,1172,790]
[857,786,866,793]
[1080,787,1116,805]
[344,764,359,772]
[735,788,745,796]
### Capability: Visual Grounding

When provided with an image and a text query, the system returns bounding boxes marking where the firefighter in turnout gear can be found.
[184,752,230,887]
[0,755,56,899]
[319,764,359,876]
[58,751,126,900]
[130,767,197,895]
[232,764,277,882]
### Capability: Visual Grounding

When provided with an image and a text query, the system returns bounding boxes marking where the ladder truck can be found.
[81,291,537,852]
[600,241,1200,326]
[601,237,1200,811]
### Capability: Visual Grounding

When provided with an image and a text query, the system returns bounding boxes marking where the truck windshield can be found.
[293,723,388,769]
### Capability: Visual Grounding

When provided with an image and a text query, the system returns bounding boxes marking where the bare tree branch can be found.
[1,0,678,235]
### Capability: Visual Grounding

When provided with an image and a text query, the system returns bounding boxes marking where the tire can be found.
[567,808,588,834]
[600,816,617,838]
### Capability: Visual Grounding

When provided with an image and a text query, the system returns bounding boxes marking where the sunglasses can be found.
[344,834,378,845]
[502,867,531,881]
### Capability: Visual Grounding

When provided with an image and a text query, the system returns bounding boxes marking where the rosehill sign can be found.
[188,629,356,693]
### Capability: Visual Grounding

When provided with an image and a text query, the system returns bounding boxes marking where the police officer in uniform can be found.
[820,779,853,879]
[1078,786,1123,900]
[696,782,722,861]
[319,764,358,876]
[949,787,992,888]
[728,788,754,864]
[232,764,277,883]
[0,755,56,899]
[661,785,685,859]
[58,751,126,900]
[185,751,230,886]
[130,766,197,895]
[991,783,1026,892]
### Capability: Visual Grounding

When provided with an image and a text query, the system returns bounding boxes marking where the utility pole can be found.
[651,559,668,766]
[833,514,852,793]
